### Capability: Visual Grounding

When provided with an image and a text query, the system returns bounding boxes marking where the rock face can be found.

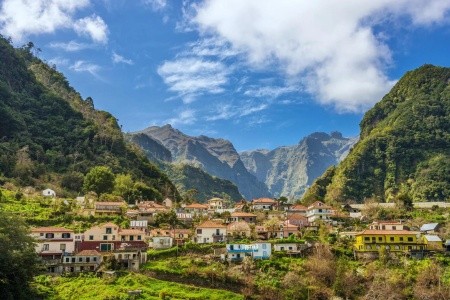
[128,133,172,162]
[240,132,357,199]
[132,125,271,200]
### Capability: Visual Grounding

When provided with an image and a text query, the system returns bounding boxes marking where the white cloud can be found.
[49,40,92,52]
[0,0,108,44]
[47,56,69,67]
[112,52,134,65]
[143,0,167,11]
[244,85,299,99]
[70,60,101,77]
[73,14,108,44]
[206,101,269,121]
[165,109,197,126]
[192,0,450,112]
[157,57,230,103]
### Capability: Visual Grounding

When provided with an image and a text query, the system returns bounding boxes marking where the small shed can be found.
[423,235,443,251]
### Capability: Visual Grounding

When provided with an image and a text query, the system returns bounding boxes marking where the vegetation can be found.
[0,36,179,201]
[33,273,243,300]
[304,65,450,203]
[0,210,39,299]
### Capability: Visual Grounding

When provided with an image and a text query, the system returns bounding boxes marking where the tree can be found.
[113,173,135,202]
[154,210,179,228]
[61,171,84,192]
[0,211,39,299]
[83,166,115,196]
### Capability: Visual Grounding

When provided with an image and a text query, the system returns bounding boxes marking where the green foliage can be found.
[163,163,243,202]
[83,166,115,195]
[304,65,450,203]
[0,210,40,299]
[0,36,180,201]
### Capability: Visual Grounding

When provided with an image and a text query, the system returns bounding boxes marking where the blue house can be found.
[225,243,271,261]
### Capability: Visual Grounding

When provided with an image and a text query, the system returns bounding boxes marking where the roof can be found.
[185,203,209,209]
[31,227,73,233]
[252,198,277,204]
[231,212,257,217]
[95,201,126,206]
[76,250,101,256]
[288,213,308,221]
[119,229,144,235]
[291,205,307,211]
[197,220,227,228]
[357,230,419,236]
[372,220,403,225]
[207,197,223,203]
[420,223,439,232]
[307,201,332,209]
[424,235,442,242]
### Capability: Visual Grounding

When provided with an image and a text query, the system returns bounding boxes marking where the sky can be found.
[1,0,450,151]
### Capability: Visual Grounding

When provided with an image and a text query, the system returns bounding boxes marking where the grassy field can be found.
[33,273,244,300]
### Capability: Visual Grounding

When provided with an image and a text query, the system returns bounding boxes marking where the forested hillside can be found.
[303,65,450,204]
[0,36,179,200]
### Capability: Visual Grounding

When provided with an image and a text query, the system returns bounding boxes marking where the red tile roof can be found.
[231,212,257,217]
[197,220,227,228]
[252,198,277,204]
[185,203,209,209]
[95,201,126,206]
[291,205,307,211]
[31,227,73,233]
[76,250,101,256]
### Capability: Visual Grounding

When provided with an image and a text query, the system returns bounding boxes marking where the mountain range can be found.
[130,125,357,201]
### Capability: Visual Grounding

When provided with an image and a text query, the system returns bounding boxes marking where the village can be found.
[32,189,450,275]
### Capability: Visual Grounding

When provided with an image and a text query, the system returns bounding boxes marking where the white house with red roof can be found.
[251,198,277,211]
[306,201,333,223]
[194,220,227,243]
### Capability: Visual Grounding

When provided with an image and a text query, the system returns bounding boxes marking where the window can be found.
[93,257,97,262]
[112,235,115,240]
[319,209,322,213]
[45,233,54,238]
[137,235,141,240]
[407,237,413,242]
[364,237,370,241]
[65,257,70,263]
[100,243,112,251]
[42,244,49,251]
[106,227,112,234]
[262,244,267,249]
[399,237,404,241]
[378,237,382,241]
[372,237,376,242]
[62,233,71,238]
[86,257,90,263]
[60,244,66,251]
[78,257,83,262]
[392,226,396,230]
[89,235,94,241]
[103,235,108,240]
[390,237,394,242]
[130,236,134,241]
[71,257,75,263]
[197,229,202,234]
[216,229,220,235]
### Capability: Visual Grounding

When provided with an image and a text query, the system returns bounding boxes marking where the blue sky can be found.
[1,0,450,151]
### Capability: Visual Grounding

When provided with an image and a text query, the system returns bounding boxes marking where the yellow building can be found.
[354,230,425,252]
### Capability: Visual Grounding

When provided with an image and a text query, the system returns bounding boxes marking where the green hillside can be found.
[303,65,450,203]
[162,163,243,202]
[0,37,179,200]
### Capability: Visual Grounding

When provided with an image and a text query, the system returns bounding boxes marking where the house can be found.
[227,221,251,239]
[341,204,362,218]
[31,227,75,273]
[228,212,257,223]
[113,249,148,271]
[94,201,126,216]
[423,235,443,251]
[273,243,309,253]
[306,201,333,223]
[354,230,425,255]
[225,243,271,261]
[369,221,408,231]
[286,213,309,228]
[42,188,56,197]
[77,223,147,252]
[251,198,277,211]
[208,197,224,211]
[280,221,300,238]
[130,220,149,234]
[194,220,227,243]
[255,225,269,240]
[184,203,209,215]
[136,201,168,221]
[150,228,191,246]
[287,204,308,216]
[151,236,173,249]
[61,250,102,273]
[420,223,441,234]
